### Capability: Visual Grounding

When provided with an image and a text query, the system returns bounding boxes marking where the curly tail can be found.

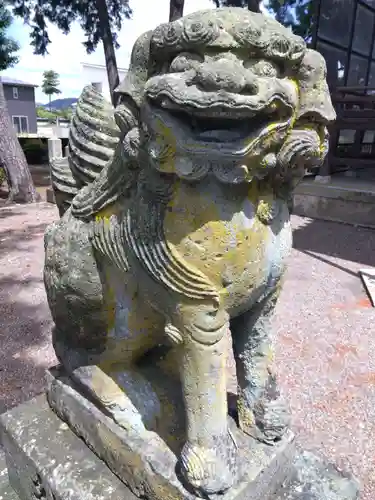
[50,85,121,217]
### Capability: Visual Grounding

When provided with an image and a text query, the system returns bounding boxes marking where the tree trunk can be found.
[49,94,52,112]
[169,0,185,21]
[247,0,261,11]
[95,0,120,106]
[0,80,38,203]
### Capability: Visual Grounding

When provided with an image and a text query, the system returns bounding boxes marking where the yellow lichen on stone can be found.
[237,398,255,429]
[95,203,117,221]
[256,198,273,223]
[163,178,270,301]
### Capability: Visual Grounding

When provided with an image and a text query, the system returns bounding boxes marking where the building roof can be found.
[80,62,128,72]
[0,76,38,88]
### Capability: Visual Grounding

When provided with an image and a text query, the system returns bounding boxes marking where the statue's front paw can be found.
[238,397,290,445]
[180,432,238,496]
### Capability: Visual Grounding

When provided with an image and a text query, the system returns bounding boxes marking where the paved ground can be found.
[0,203,57,414]
[0,202,374,498]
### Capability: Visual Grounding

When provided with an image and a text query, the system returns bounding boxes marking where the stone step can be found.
[0,396,138,500]
[46,366,297,500]
[0,453,19,500]
[0,393,360,500]
[273,451,360,500]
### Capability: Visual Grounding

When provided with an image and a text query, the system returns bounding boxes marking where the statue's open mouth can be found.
[162,106,277,144]
[145,92,294,158]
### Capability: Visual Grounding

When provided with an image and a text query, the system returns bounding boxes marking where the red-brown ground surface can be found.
[0,201,374,498]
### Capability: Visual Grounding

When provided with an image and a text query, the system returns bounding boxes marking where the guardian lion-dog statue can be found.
[44,7,335,497]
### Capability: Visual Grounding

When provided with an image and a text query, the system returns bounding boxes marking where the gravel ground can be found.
[0,202,57,413]
[275,216,375,500]
[0,202,374,498]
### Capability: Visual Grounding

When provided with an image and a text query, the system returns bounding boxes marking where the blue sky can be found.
[3,0,269,103]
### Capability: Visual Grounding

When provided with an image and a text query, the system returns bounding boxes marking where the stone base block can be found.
[0,452,19,500]
[46,367,296,500]
[275,452,360,500]
[0,395,360,500]
[0,396,136,500]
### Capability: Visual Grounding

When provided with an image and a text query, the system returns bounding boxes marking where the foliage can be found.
[6,0,132,57]
[59,107,73,120]
[0,5,19,70]
[42,69,61,100]
[36,105,73,121]
[6,0,132,104]
[267,0,313,41]
[0,166,6,186]
[212,0,313,40]
[36,105,57,120]
[20,138,48,165]
[212,0,261,9]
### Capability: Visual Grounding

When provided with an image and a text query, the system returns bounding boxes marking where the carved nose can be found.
[193,62,258,95]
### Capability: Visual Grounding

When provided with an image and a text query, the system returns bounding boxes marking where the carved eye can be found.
[249,61,279,78]
[169,52,203,72]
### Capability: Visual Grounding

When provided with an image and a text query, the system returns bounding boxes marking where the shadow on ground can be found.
[292,217,375,273]
[0,274,55,414]
[0,220,48,254]
[0,204,57,416]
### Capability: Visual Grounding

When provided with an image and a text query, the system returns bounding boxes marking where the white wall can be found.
[81,63,128,101]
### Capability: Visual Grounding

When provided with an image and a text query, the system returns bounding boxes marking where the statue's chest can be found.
[163,180,292,304]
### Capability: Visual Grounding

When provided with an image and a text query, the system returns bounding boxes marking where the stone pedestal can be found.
[0,389,359,500]
[0,396,137,500]
[0,452,19,500]
[45,367,296,500]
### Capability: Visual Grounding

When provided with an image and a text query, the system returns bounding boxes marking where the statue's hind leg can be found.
[231,286,290,444]
[52,325,162,431]
[52,332,145,430]
[45,214,163,431]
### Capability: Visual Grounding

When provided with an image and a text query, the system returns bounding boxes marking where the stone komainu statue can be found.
[44,8,335,497]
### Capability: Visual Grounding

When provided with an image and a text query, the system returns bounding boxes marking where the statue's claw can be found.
[180,431,238,496]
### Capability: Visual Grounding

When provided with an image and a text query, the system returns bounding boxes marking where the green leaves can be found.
[42,70,61,106]
[211,0,313,42]
[5,0,132,56]
[0,5,19,70]
[267,0,313,41]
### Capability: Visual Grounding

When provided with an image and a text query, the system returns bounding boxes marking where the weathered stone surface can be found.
[275,451,360,500]
[0,395,138,500]
[47,367,297,500]
[0,452,19,500]
[43,6,338,497]
[0,396,359,500]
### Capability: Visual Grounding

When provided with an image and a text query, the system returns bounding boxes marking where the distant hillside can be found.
[40,97,78,110]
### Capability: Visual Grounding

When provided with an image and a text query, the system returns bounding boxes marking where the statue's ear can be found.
[295,49,336,125]
[113,30,153,134]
